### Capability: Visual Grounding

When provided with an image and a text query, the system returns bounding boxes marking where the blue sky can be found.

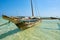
[0,0,60,17]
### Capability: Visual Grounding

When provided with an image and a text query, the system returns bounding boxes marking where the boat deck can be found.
[0,17,60,40]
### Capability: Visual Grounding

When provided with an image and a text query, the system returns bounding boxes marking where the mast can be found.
[30,0,34,17]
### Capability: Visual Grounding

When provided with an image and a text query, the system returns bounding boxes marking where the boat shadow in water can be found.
[0,28,20,39]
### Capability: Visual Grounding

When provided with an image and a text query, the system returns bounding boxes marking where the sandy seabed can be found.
[0,17,60,40]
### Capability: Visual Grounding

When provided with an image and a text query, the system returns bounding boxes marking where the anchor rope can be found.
[0,21,10,26]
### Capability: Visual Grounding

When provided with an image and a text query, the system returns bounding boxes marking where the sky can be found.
[0,0,60,17]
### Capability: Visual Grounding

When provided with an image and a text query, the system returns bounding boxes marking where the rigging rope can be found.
[0,21,10,26]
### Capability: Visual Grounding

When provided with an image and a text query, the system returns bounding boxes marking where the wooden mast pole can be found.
[30,0,34,17]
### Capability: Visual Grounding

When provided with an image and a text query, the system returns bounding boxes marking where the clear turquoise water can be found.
[0,17,60,40]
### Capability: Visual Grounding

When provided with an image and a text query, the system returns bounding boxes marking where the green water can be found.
[0,17,60,40]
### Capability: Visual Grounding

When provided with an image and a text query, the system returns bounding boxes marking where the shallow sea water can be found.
[0,17,60,40]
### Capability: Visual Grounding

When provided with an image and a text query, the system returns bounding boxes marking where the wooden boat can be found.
[2,0,41,30]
